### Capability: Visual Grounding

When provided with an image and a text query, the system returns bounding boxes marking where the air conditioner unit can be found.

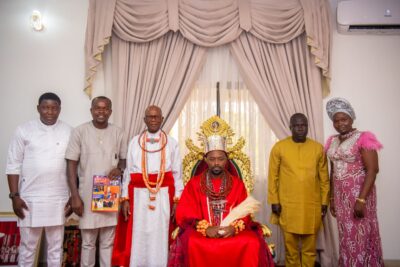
[337,0,400,34]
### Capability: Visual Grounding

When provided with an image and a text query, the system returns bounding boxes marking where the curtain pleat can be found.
[111,31,207,139]
[84,0,116,95]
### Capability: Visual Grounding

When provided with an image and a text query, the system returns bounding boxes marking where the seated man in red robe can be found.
[168,135,274,267]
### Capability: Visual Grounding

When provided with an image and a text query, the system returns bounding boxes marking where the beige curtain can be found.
[111,31,207,139]
[170,46,283,262]
[85,0,331,95]
[84,0,116,96]
[84,0,336,265]
[230,31,337,265]
[230,32,324,142]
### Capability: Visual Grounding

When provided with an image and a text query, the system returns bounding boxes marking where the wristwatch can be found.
[9,192,20,199]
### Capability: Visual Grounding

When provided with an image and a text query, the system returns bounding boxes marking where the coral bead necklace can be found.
[140,130,167,210]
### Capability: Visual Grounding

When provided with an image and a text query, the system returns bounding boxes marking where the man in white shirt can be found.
[6,92,72,267]
[112,105,183,267]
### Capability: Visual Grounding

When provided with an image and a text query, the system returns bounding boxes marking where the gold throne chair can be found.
[179,115,275,256]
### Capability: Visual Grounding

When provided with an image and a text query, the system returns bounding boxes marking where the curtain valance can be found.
[113,0,305,45]
[84,0,331,96]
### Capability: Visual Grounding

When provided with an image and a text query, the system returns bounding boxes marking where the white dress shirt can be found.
[6,119,71,227]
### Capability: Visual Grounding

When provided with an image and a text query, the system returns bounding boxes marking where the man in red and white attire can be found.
[168,134,275,267]
[112,105,183,267]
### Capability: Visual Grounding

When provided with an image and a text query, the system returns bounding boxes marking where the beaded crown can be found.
[198,116,233,152]
[204,134,227,154]
[183,115,253,192]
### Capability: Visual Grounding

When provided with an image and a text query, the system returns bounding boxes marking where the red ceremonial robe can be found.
[168,172,274,267]
[112,172,175,266]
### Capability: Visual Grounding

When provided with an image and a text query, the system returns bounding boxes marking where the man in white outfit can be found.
[112,105,183,267]
[6,92,72,267]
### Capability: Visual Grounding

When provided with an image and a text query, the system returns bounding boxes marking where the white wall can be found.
[324,0,400,260]
[0,0,91,210]
[0,0,399,260]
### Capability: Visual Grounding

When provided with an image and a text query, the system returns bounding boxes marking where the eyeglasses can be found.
[145,115,162,121]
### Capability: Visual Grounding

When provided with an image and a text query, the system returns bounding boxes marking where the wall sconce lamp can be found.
[31,10,44,31]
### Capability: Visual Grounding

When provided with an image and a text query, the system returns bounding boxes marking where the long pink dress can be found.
[325,131,384,267]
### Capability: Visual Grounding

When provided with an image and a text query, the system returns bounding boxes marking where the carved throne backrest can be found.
[180,116,274,241]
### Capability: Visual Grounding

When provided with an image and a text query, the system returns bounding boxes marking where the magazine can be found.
[91,175,121,212]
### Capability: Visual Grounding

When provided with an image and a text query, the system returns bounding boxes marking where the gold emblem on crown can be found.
[183,115,253,192]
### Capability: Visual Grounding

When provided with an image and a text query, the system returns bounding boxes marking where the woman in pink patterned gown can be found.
[325,98,384,267]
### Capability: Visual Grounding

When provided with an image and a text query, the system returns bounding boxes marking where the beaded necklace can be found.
[339,128,357,141]
[201,170,233,225]
[138,130,168,153]
[140,131,167,209]
[200,170,233,200]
